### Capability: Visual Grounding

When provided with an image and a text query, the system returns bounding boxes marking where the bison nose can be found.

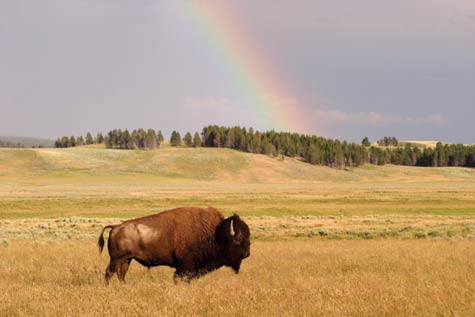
[245,251,250,258]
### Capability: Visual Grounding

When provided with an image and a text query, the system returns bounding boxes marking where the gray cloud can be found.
[0,0,474,143]
[466,14,475,21]
[81,0,156,6]
[313,110,445,127]
[186,97,232,111]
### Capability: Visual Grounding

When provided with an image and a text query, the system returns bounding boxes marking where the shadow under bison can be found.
[98,207,251,284]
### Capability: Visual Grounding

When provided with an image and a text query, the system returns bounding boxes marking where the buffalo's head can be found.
[216,214,251,273]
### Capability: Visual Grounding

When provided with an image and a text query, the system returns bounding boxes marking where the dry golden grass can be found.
[1,239,475,316]
[2,215,475,241]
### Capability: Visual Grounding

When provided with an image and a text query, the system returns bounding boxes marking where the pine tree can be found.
[96,133,104,144]
[61,136,69,148]
[145,129,157,149]
[334,141,344,168]
[54,138,62,148]
[130,130,138,149]
[116,129,123,149]
[86,132,94,145]
[105,131,113,149]
[170,131,181,146]
[225,129,235,148]
[435,142,447,167]
[213,131,222,147]
[362,137,370,147]
[305,143,319,164]
[76,136,84,146]
[254,131,262,154]
[183,132,193,147]
[193,132,202,147]
[157,130,164,144]
[121,130,131,149]
[134,129,145,149]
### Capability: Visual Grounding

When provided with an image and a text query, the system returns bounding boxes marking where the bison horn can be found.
[230,219,235,236]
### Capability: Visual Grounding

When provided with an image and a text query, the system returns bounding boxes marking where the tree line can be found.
[104,129,164,150]
[55,130,166,150]
[55,132,104,148]
[201,125,367,168]
[368,142,475,167]
[377,136,399,147]
[54,126,475,168]
[200,126,475,168]
[0,139,25,148]
[169,131,202,147]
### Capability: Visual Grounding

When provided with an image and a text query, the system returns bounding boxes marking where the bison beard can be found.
[98,207,251,285]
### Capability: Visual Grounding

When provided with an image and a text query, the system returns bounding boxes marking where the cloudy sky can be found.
[1,0,474,143]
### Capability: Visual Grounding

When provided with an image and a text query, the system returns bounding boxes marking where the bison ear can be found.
[232,214,250,240]
[216,216,233,245]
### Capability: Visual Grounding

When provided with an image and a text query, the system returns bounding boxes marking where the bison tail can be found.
[98,225,116,254]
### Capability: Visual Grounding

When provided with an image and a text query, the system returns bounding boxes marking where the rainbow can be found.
[178,0,311,133]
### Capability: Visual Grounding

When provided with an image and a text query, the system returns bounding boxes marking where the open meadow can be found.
[1,146,475,316]
[2,240,475,316]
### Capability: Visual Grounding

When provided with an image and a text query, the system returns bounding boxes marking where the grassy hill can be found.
[0,145,474,218]
[1,144,474,183]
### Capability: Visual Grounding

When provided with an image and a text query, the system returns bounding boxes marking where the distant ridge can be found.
[401,140,475,148]
[0,136,55,148]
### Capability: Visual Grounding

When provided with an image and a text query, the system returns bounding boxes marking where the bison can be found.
[98,207,250,284]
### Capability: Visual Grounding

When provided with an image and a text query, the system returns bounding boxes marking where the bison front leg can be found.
[173,256,201,284]
[173,271,187,284]
[173,269,200,284]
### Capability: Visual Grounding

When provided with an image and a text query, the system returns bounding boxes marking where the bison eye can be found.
[233,240,245,248]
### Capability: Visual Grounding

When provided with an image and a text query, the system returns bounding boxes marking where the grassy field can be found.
[1,240,475,316]
[1,146,475,219]
[1,146,475,315]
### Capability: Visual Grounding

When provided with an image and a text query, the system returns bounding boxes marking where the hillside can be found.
[1,145,475,219]
[1,145,474,184]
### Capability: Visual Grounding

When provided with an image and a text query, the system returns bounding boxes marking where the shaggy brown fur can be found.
[98,207,250,285]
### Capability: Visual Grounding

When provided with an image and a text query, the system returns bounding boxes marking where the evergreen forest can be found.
[54,126,475,168]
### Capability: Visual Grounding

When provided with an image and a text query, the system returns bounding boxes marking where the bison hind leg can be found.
[117,259,132,282]
[105,258,132,285]
[104,261,117,286]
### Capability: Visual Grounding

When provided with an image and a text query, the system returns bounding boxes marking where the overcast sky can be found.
[1,0,474,143]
